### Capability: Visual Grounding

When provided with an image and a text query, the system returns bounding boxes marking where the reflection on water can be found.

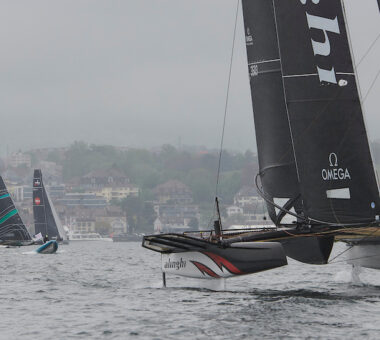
[1,242,380,339]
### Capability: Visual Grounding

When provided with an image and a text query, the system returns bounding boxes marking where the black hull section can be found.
[143,234,287,278]
[280,236,334,265]
[221,228,335,264]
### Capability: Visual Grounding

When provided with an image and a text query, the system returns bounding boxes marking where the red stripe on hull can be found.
[190,261,221,278]
[202,252,243,275]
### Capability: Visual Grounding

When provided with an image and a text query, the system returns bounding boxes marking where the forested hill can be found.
[30,141,259,205]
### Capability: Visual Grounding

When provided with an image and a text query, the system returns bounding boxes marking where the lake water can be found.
[1,241,380,339]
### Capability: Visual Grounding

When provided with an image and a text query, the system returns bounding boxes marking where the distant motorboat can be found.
[68,232,112,242]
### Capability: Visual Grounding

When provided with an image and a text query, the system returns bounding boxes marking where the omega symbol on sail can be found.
[300,0,341,84]
[322,153,351,181]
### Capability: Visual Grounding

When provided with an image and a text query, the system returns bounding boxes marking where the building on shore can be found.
[153,180,199,233]
[8,152,31,168]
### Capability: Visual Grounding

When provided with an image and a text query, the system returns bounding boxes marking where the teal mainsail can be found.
[0,177,32,245]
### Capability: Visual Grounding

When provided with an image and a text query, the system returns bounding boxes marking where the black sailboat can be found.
[33,169,68,244]
[142,0,380,279]
[0,177,32,246]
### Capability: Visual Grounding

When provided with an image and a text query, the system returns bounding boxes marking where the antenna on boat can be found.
[212,1,239,240]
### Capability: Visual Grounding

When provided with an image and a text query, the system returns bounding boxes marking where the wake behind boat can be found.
[143,0,380,281]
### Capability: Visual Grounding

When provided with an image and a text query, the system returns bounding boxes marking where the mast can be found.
[272,0,380,225]
[241,0,303,225]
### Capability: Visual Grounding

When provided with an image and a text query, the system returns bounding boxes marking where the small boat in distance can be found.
[68,231,112,241]
[33,169,69,244]
[35,240,58,254]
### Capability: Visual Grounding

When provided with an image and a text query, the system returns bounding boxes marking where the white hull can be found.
[345,243,380,269]
[159,241,287,279]
[162,252,235,279]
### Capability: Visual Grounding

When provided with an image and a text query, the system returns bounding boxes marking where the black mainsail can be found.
[272,0,380,225]
[241,0,301,225]
[33,169,67,242]
[240,0,336,264]
[0,177,32,245]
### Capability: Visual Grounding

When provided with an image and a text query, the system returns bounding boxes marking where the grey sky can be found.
[1,0,379,154]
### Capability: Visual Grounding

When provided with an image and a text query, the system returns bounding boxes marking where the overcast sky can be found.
[1,0,379,155]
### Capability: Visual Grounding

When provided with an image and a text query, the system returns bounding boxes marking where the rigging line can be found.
[340,0,380,70]
[361,68,380,104]
[255,173,307,223]
[328,226,379,264]
[341,0,380,70]
[329,253,380,265]
[215,0,240,198]
[355,31,380,69]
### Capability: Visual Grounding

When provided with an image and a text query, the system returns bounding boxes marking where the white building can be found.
[8,152,31,168]
[226,205,244,217]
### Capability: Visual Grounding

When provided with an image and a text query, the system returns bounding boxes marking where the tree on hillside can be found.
[62,141,123,180]
[184,168,215,203]
[119,196,156,234]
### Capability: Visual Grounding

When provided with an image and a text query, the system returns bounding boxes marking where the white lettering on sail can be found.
[246,27,253,46]
[321,153,351,181]
[305,14,340,57]
[250,64,259,77]
[300,0,341,84]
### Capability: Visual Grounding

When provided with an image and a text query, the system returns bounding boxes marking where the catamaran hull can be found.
[345,241,380,270]
[35,240,58,254]
[161,242,287,279]
[280,236,334,265]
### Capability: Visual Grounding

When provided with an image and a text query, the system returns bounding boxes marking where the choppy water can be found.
[1,242,380,339]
